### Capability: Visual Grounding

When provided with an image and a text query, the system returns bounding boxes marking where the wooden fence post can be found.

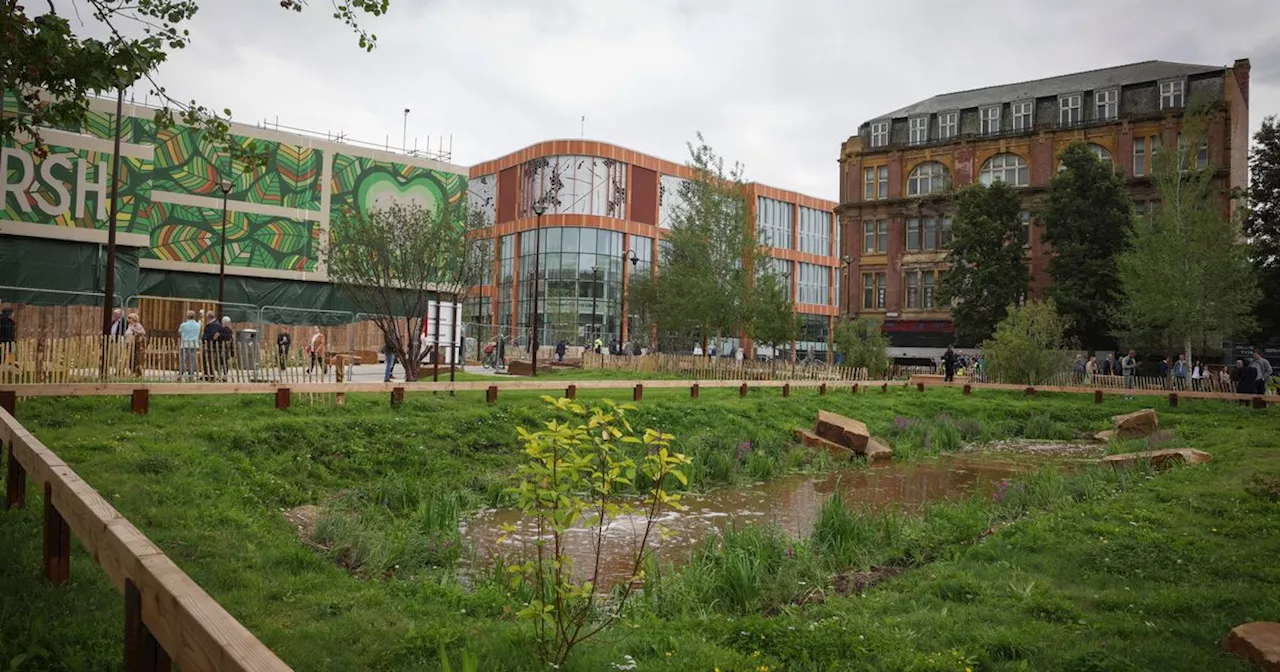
[43,482,70,585]
[881,383,887,393]
[0,390,14,416]
[125,578,172,672]
[565,385,576,399]
[1094,390,1103,405]
[963,384,971,395]
[633,384,644,402]
[690,383,699,399]
[852,384,859,394]
[130,389,149,415]
[739,383,748,397]
[820,383,827,395]
[782,383,790,398]
[1168,393,1178,408]
[486,386,498,404]
[1252,397,1267,410]
[5,437,24,510]
[275,388,291,410]
[1025,387,1036,397]
[390,387,405,407]
[916,382,925,392]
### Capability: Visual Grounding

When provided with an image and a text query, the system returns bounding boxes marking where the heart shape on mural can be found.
[355,170,446,213]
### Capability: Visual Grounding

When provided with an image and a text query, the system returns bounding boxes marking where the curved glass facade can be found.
[511,227,627,348]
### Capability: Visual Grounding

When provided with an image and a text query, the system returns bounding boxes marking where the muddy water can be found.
[462,455,1045,589]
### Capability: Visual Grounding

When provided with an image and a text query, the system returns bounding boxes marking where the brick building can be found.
[466,140,840,358]
[836,59,1251,354]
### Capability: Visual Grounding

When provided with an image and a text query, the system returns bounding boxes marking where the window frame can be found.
[1095,88,1118,120]
[938,111,958,139]
[980,105,1001,135]
[861,271,886,310]
[1196,138,1209,170]
[1011,100,1033,131]
[876,220,888,254]
[1058,93,1082,126]
[863,167,875,200]
[877,166,889,200]
[1019,210,1032,247]
[906,161,949,197]
[863,220,876,254]
[905,218,920,252]
[870,120,890,147]
[1133,136,1146,177]
[1159,79,1185,110]
[979,153,1030,187]
[908,116,929,145]
[905,271,920,309]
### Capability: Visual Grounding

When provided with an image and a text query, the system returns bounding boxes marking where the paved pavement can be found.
[344,362,508,383]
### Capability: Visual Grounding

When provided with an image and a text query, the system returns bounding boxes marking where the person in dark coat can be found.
[555,340,566,362]
[276,331,291,371]
[943,346,956,382]
[0,306,15,363]
[1235,359,1257,396]
[202,313,221,380]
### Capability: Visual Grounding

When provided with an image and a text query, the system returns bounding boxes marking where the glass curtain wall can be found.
[626,235,654,347]
[516,227,624,350]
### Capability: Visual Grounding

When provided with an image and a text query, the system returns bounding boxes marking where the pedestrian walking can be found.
[1121,350,1137,398]
[178,311,200,381]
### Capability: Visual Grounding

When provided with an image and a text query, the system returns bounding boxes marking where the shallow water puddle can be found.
[462,455,1054,588]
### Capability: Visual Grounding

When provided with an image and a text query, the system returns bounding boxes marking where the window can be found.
[1058,94,1082,126]
[1134,201,1146,217]
[863,221,876,254]
[870,121,889,147]
[939,111,958,139]
[904,270,939,309]
[1060,143,1113,172]
[877,166,888,199]
[980,106,1001,135]
[979,153,1029,187]
[907,161,949,197]
[905,272,919,309]
[862,272,886,310]
[863,168,875,200]
[905,216,947,251]
[1095,89,1118,120]
[1133,137,1146,177]
[1197,139,1209,170]
[909,116,929,145]
[798,206,830,255]
[1160,80,1185,109]
[798,262,830,305]
[1019,210,1031,246]
[923,272,936,308]
[1012,101,1033,131]
[756,196,794,249]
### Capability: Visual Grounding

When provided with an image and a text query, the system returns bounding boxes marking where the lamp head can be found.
[629,251,639,267]
[532,201,547,217]
[219,178,233,194]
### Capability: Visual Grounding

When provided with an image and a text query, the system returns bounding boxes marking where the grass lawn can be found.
[0,387,1277,671]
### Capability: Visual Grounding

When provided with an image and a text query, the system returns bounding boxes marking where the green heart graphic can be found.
[355,171,445,213]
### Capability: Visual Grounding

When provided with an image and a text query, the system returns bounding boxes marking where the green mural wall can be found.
[2,92,467,276]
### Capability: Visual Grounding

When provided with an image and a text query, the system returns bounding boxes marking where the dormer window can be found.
[980,105,1001,135]
[938,111,958,140]
[1095,88,1118,120]
[1160,79,1185,109]
[1058,93,1082,126]
[908,116,929,145]
[870,121,890,148]
[1011,101,1033,131]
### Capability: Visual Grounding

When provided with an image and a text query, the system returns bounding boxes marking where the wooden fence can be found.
[581,352,936,381]
[1,401,291,671]
[0,335,373,385]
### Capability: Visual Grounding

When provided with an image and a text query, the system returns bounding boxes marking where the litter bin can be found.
[235,328,261,374]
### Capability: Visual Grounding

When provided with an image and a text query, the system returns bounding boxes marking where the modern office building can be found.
[836,59,1251,353]
[466,140,840,358]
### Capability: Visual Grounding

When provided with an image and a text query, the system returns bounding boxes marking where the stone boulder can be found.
[865,437,894,461]
[795,429,854,461]
[1101,448,1212,471]
[815,410,870,452]
[1093,430,1116,443]
[1224,622,1280,672]
[1112,408,1158,439]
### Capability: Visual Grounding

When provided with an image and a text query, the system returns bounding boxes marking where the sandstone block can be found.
[815,410,870,452]
[1224,622,1280,672]
[795,429,855,461]
[1112,408,1159,439]
[1101,448,1212,471]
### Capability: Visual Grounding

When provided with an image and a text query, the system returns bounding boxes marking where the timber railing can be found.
[580,352,937,381]
[1,400,292,672]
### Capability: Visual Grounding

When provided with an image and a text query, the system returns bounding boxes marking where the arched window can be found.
[979,153,1029,187]
[1057,143,1115,172]
[907,161,950,196]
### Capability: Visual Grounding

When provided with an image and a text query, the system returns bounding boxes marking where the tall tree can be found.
[937,181,1029,344]
[327,201,487,382]
[832,318,890,378]
[746,272,800,358]
[629,133,784,353]
[1245,115,1280,337]
[2,1,387,157]
[1118,111,1258,367]
[1041,142,1134,349]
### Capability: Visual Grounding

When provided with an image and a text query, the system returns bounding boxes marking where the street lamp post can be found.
[531,201,546,376]
[402,108,410,152]
[216,178,234,314]
[620,249,639,348]
[837,255,854,362]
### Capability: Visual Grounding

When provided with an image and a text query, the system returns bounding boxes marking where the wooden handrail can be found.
[0,407,292,672]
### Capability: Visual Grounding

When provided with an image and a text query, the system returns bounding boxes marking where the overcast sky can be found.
[111,0,1280,201]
